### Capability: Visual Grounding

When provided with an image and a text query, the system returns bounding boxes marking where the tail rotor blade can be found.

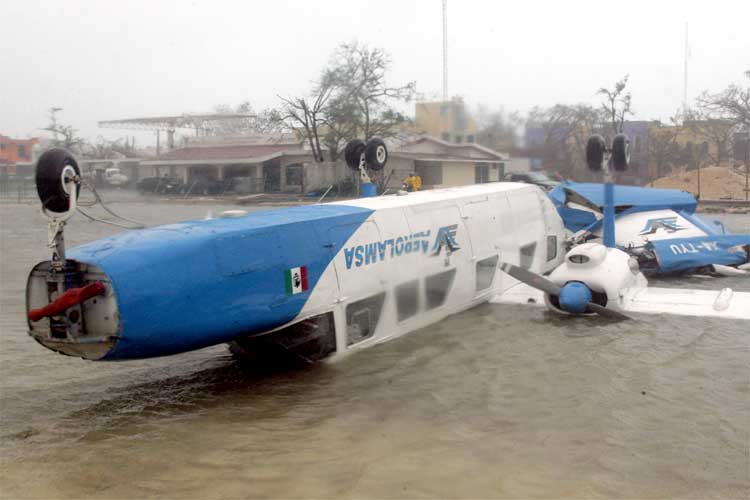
[499,262,561,296]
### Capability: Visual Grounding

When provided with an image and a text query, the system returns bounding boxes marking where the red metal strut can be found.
[28,282,106,322]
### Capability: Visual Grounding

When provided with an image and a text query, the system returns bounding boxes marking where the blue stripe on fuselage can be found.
[68,204,373,359]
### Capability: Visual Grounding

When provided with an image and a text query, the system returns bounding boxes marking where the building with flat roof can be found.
[413,98,479,145]
[130,134,508,194]
[138,135,338,193]
[0,135,38,176]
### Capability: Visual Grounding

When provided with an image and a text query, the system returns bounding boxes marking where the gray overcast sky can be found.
[1,0,748,144]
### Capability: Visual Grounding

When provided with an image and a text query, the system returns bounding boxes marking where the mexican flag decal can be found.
[284,266,308,295]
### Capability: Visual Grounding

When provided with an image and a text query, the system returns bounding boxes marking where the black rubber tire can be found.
[365,137,388,170]
[611,133,630,171]
[585,135,606,172]
[344,139,366,170]
[35,148,80,213]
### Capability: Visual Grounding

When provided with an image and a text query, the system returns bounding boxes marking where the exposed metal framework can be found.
[98,113,254,154]
[98,113,254,132]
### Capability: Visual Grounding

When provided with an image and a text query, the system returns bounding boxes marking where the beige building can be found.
[132,134,507,194]
[387,136,508,190]
[413,98,479,144]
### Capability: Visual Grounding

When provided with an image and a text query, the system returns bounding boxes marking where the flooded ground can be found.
[1,197,748,499]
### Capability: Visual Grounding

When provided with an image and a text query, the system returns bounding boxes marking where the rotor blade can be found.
[586,302,631,320]
[499,262,561,296]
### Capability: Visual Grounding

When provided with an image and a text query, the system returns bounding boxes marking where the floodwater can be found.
[1,196,749,499]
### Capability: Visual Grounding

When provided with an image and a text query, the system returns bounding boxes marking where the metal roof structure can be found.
[98,113,255,132]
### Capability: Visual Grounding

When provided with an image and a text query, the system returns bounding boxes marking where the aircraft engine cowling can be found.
[544,243,644,316]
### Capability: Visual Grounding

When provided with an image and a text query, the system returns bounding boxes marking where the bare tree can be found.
[278,86,333,162]
[683,108,733,165]
[598,75,633,135]
[43,109,85,153]
[44,124,85,152]
[85,136,137,159]
[318,42,415,159]
[319,90,360,161]
[279,42,415,162]
[526,104,603,178]
[647,118,682,179]
[475,105,521,152]
[696,70,750,129]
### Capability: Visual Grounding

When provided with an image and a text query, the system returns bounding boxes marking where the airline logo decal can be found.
[284,266,308,295]
[344,225,459,269]
[432,224,460,255]
[639,217,686,236]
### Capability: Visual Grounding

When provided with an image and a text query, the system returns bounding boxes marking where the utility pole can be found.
[48,107,63,141]
[683,22,689,118]
[442,0,448,102]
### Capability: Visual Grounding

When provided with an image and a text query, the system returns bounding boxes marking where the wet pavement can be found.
[1,198,748,499]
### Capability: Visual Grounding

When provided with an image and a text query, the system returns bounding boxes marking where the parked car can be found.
[104,168,129,186]
[505,171,560,191]
[136,176,184,194]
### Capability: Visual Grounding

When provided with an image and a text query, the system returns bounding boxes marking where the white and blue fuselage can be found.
[26,183,565,361]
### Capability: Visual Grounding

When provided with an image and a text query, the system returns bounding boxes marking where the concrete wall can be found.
[301,161,350,193]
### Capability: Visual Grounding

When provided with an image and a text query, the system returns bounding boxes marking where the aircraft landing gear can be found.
[344,137,388,198]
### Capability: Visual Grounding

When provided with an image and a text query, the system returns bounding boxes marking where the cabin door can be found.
[460,197,505,295]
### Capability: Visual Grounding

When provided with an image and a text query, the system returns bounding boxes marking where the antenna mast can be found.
[442,0,448,101]
[682,21,690,119]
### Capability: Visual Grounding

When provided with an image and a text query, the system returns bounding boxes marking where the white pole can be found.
[442,0,448,102]
[682,21,690,120]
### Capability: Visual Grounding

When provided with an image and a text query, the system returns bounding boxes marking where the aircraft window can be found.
[520,242,536,269]
[395,280,420,321]
[425,268,456,309]
[547,236,557,261]
[476,255,499,291]
[346,293,385,346]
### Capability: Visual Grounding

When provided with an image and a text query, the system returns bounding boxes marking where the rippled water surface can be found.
[1,198,749,499]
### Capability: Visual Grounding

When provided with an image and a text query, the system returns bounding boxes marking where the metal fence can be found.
[0,177,36,202]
